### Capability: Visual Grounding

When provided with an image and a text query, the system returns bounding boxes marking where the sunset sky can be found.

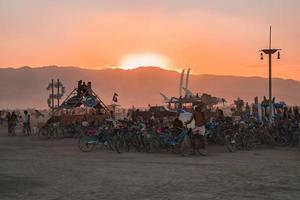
[0,0,300,79]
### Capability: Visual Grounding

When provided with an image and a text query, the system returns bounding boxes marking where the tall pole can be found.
[260,26,281,124]
[269,26,272,49]
[57,79,60,107]
[51,79,54,111]
[268,27,272,123]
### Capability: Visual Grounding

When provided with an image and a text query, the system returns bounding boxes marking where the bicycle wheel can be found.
[63,129,74,138]
[78,136,96,152]
[216,132,225,145]
[111,134,122,154]
[275,136,288,147]
[264,134,276,147]
[246,135,257,151]
[105,138,115,151]
[129,134,141,152]
[148,137,160,153]
[73,129,82,138]
[38,127,50,140]
[179,137,190,156]
[117,137,130,153]
[298,134,300,151]
[225,135,236,152]
[54,127,63,139]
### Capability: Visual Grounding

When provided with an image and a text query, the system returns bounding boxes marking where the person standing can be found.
[245,103,251,121]
[186,104,208,156]
[215,109,225,123]
[294,106,299,122]
[0,111,3,125]
[6,112,11,136]
[10,112,18,136]
[23,110,31,136]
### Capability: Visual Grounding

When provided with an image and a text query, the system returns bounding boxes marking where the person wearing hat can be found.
[185,104,208,156]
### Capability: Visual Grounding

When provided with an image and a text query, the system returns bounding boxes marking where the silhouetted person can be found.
[216,109,225,123]
[10,112,18,136]
[77,80,83,97]
[0,111,3,125]
[283,107,289,120]
[245,102,251,120]
[288,107,293,119]
[294,106,299,121]
[6,112,11,135]
[23,110,31,136]
[254,96,259,105]
[87,81,92,95]
[186,104,208,156]
[82,82,88,96]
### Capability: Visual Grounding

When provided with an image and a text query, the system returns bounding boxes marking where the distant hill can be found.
[0,66,300,109]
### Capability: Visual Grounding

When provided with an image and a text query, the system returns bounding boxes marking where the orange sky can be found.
[0,0,300,80]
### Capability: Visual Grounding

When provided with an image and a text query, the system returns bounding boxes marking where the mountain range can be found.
[0,66,299,109]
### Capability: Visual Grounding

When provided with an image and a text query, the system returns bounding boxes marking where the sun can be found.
[119,53,170,70]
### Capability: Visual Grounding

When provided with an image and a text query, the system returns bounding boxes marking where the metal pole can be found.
[260,26,281,123]
[51,79,54,111]
[57,79,60,107]
[269,53,272,122]
[268,26,272,123]
[269,26,272,49]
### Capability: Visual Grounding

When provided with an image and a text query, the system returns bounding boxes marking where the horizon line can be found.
[0,65,298,82]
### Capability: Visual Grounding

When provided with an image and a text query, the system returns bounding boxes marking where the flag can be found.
[112,93,118,102]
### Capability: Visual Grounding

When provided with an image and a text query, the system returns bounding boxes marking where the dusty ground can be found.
[0,125,299,200]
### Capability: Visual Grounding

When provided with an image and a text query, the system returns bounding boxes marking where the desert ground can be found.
[0,124,299,200]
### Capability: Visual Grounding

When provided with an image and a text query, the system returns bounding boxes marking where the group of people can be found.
[5,110,31,136]
[143,101,300,155]
[242,98,300,123]
[2,99,299,156]
[105,104,209,156]
[149,104,209,156]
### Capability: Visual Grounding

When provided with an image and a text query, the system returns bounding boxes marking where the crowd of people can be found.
[3,110,32,136]
[1,99,300,155]
[119,101,300,155]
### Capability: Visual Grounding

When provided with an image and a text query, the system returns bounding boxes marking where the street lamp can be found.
[260,26,281,123]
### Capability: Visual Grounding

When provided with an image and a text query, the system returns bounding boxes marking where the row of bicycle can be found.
[37,119,300,154]
[78,123,190,154]
[206,119,300,152]
[78,120,300,154]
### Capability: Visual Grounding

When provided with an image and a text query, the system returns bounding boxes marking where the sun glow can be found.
[119,53,170,70]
